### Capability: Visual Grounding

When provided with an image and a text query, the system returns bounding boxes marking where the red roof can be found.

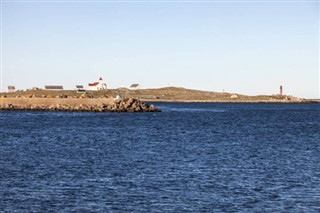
[88,82,99,87]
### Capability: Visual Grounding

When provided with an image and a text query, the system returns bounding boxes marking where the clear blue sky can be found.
[1,0,319,98]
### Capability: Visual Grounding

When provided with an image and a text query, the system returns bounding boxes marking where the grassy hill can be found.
[0,87,309,103]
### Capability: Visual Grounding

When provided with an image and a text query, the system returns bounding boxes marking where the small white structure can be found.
[88,77,107,91]
[230,94,238,99]
[75,85,86,93]
[130,84,140,90]
[7,86,16,93]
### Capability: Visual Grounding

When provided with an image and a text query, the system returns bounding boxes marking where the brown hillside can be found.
[0,87,308,103]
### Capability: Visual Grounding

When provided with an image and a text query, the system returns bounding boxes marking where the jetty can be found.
[0,97,160,113]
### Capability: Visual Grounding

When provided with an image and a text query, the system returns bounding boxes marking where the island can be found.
[0,87,316,113]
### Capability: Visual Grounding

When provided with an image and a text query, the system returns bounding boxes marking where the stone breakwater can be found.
[0,98,160,112]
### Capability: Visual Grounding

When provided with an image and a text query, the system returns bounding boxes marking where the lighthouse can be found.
[280,85,283,96]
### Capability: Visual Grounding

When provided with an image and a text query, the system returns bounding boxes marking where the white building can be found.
[88,77,107,91]
[7,86,16,93]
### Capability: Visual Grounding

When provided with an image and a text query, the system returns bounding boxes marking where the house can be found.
[7,86,16,93]
[44,85,64,90]
[88,77,107,91]
[75,85,86,93]
[130,84,140,90]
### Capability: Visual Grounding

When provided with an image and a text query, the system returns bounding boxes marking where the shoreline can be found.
[141,99,317,104]
[0,96,317,113]
[0,87,315,109]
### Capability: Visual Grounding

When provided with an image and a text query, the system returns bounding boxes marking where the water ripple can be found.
[0,103,320,212]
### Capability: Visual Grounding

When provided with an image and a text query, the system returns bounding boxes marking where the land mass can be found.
[0,87,316,112]
[0,87,314,103]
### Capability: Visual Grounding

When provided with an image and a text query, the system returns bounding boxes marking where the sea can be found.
[0,103,319,212]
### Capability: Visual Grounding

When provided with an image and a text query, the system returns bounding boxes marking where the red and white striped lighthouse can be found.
[280,85,283,96]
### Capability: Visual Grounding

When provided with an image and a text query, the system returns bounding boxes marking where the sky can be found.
[1,0,319,98]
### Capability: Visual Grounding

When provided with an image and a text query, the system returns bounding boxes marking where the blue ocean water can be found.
[0,103,319,212]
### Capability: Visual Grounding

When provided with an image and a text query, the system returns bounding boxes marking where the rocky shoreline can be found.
[0,98,161,113]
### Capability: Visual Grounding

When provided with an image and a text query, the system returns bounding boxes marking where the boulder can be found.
[126,108,134,112]
[149,104,155,111]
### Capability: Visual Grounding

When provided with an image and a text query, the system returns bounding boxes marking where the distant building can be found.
[130,84,140,90]
[44,85,64,90]
[75,85,86,93]
[88,77,107,91]
[7,86,16,93]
